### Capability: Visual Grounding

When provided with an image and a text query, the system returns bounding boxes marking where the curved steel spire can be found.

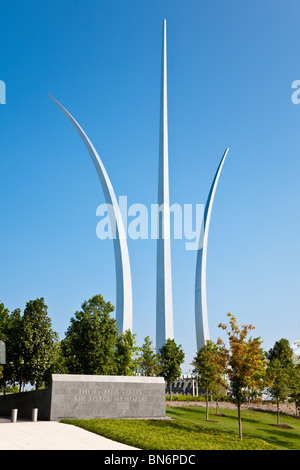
[195,148,229,350]
[48,93,132,333]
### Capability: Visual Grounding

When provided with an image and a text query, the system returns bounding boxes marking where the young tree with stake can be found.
[218,313,267,440]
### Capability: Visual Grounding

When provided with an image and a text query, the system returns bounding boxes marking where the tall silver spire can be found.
[195,148,229,350]
[156,19,174,351]
[48,93,133,334]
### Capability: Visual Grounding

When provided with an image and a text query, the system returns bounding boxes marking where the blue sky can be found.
[0,0,299,372]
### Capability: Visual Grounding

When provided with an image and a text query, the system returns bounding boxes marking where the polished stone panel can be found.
[50,375,166,420]
[0,375,166,420]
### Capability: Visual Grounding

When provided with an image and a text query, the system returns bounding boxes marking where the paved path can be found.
[0,419,139,450]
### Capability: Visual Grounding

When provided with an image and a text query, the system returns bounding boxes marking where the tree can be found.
[192,339,227,420]
[266,338,295,424]
[115,329,139,376]
[3,308,24,392]
[218,313,267,439]
[208,381,228,416]
[137,336,159,376]
[158,338,185,401]
[0,302,10,393]
[0,302,9,338]
[266,359,292,424]
[1,301,59,392]
[289,363,300,416]
[267,338,294,365]
[61,294,118,375]
[21,298,59,390]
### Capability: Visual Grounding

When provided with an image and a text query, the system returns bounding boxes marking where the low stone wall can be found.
[0,374,166,420]
[0,388,51,420]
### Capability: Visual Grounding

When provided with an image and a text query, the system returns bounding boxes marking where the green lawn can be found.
[60,405,300,450]
[167,406,300,450]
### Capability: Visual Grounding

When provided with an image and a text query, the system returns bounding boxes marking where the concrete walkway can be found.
[0,418,139,450]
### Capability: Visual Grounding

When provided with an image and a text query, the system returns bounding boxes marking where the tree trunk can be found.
[216,400,219,415]
[170,383,172,402]
[237,403,243,440]
[277,399,280,425]
[206,387,209,420]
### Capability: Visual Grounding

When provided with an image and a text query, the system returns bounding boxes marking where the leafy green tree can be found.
[115,329,139,376]
[3,308,24,392]
[219,313,267,440]
[0,302,9,392]
[0,302,9,337]
[267,338,294,365]
[266,358,293,424]
[208,380,228,416]
[158,338,185,401]
[43,339,69,387]
[1,304,43,392]
[137,336,159,376]
[192,339,227,420]
[61,294,117,375]
[21,298,59,390]
[266,338,295,424]
[289,363,300,416]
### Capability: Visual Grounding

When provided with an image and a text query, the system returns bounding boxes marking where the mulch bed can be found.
[166,401,299,419]
[268,424,293,429]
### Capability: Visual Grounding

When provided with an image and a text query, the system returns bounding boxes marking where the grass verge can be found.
[59,403,300,450]
[61,417,275,450]
[167,406,300,450]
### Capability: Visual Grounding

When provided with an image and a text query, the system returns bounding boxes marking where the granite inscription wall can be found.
[0,374,166,420]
